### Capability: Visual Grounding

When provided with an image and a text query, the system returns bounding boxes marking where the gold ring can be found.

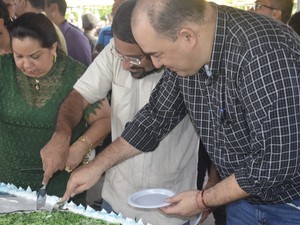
[65,167,73,173]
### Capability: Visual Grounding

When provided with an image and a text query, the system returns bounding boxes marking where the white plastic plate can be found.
[127,188,176,209]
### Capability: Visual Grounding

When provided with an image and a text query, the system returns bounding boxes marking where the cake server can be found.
[51,199,68,213]
[36,184,47,210]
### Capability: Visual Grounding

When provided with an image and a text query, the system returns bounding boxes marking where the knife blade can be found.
[36,184,47,210]
[19,168,43,172]
[0,191,16,197]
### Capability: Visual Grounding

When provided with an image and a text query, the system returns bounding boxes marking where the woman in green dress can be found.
[0,11,111,204]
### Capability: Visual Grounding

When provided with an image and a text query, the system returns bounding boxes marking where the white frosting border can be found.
[0,183,146,225]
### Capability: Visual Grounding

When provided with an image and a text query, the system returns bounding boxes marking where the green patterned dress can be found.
[0,52,88,201]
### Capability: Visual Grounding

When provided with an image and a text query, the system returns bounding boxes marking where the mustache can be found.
[130,65,142,70]
[130,67,164,79]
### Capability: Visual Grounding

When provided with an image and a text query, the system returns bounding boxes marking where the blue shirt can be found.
[96,25,113,48]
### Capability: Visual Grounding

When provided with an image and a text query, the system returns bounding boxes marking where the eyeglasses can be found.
[252,2,277,11]
[110,45,144,65]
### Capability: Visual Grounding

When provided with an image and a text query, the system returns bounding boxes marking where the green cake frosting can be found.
[0,211,121,225]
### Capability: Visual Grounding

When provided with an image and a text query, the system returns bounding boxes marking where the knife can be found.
[19,168,43,172]
[0,191,16,197]
[36,184,47,210]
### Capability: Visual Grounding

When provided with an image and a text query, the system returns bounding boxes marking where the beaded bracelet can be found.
[78,135,93,164]
[201,190,209,208]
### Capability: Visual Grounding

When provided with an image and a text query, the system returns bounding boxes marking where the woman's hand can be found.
[65,140,89,171]
[40,133,71,185]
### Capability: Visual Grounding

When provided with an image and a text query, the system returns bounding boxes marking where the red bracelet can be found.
[201,190,209,208]
[196,191,201,210]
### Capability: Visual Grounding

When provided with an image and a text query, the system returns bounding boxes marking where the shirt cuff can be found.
[121,121,160,153]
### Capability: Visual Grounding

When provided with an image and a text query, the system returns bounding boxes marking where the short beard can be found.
[130,67,164,79]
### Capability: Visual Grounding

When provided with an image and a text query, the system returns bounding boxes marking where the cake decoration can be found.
[0,183,147,225]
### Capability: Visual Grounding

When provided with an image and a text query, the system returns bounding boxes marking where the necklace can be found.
[34,79,40,91]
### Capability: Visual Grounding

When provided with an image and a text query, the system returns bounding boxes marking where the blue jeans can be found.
[101,200,190,225]
[227,198,300,225]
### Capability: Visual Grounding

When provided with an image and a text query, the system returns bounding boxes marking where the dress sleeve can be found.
[0,54,14,94]
[0,56,3,90]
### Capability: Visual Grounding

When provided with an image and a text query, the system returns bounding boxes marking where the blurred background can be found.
[65,0,299,36]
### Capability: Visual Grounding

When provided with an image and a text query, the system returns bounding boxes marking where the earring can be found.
[53,52,57,63]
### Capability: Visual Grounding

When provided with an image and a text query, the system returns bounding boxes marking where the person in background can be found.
[45,0,92,66]
[251,0,293,24]
[94,24,112,54]
[0,11,111,205]
[0,0,12,54]
[14,0,43,17]
[14,0,68,55]
[40,1,201,224]
[288,11,300,36]
[56,0,300,224]
[3,0,15,20]
[94,0,123,54]
[81,13,98,55]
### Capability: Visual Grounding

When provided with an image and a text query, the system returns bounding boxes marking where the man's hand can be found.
[61,137,141,202]
[61,160,103,202]
[40,133,71,185]
[160,190,204,218]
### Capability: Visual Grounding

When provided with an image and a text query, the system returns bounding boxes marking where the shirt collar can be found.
[205,4,228,79]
